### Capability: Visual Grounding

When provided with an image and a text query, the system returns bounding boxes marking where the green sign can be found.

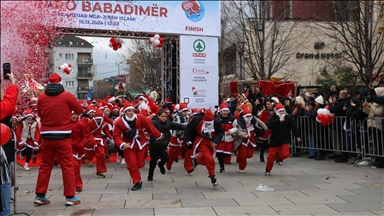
[193,39,205,52]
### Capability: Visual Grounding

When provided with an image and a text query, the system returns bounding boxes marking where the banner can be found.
[180,35,218,109]
[57,1,220,36]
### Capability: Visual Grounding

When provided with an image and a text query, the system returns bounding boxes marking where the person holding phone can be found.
[1,71,18,216]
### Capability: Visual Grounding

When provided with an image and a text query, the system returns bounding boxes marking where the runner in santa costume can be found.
[166,103,193,173]
[81,106,96,167]
[234,104,267,173]
[216,102,238,174]
[265,103,301,176]
[113,102,163,191]
[184,109,224,187]
[10,116,23,159]
[258,99,275,162]
[16,108,41,171]
[86,109,112,178]
[35,73,83,206]
[70,111,88,192]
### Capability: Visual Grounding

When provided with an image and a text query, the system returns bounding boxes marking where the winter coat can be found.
[234,114,268,150]
[38,84,83,139]
[266,114,300,147]
[0,84,18,120]
[150,118,186,149]
[71,119,88,159]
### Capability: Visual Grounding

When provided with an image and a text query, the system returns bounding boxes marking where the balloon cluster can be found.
[109,37,123,51]
[148,34,164,48]
[60,63,72,75]
[316,106,334,126]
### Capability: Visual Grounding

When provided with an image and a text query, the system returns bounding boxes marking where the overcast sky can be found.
[82,36,130,80]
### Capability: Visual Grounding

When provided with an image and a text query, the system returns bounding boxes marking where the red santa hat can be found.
[242,104,252,117]
[174,104,180,111]
[275,103,285,113]
[271,97,280,104]
[24,108,34,118]
[92,100,97,104]
[11,115,19,121]
[191,108,199,116]
[219,102,229,112]
[139,94,149,102]
[106,95,116,103]
[48,73,62,84]
[241,93,248,99]
[86,106,96,114]
[199,108,206,113]
[94,109,103,120]
[165,98,172,103]
[203,109,214,124]
[178,103,188,112]
[113,105,120,112]
[123,101,135,112]
[165,108,171,113]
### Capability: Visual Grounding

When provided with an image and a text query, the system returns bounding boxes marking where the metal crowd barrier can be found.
[290,116,384,166]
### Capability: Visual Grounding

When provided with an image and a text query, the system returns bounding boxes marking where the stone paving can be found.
[10,152,384,216]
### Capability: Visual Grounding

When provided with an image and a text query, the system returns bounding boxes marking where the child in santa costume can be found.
[234,105,268,173]
[70,111,88,191]
[216,102,238,174]
[184,109,224,187]
[86,109,112,178]
[81,106,96,167]
[35,73,83,206]
[16,108,41,171]
[113,102,163,191]
[166,103,192,173]
[10,116,23,159]
[265,103,301,175]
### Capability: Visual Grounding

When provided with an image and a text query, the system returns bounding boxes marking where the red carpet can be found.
[16,153,153,167]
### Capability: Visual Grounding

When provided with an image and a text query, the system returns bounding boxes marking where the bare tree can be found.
[93,79,114,99]
[119,40,162,91]
[223,1,298,80]
[318,1,384,86]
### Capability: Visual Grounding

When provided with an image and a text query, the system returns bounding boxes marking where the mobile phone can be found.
[3,63,11,79]
[184,97,189,104]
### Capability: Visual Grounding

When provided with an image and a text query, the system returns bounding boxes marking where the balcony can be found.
[77,58,93,65]
[77,86,92,93]
[77,72,93,79]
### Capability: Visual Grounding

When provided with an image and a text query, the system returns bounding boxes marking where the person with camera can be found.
[148,109,186,181]
[1,72,18,216]
[113,102,163,191]
[265,103,301,176]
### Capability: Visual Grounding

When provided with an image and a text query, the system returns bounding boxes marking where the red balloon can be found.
[157,43,163,48]
[113,46,118,51]
[321,121,328,127]
[323,115,331,123]
[317,114,325,121]
[0,123,11,145]
[159,38,164,43]
[117,43,122,48]
[110,37,115,43]
[325,106,330,110]
[63,68,69,73]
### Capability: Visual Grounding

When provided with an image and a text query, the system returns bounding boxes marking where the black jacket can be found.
[184,113,224,146]
[150,118,185,149]
[266,114,300,147]
[329,97,350,117]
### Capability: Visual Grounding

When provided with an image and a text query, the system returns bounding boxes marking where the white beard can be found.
[203,123,214,133]
[243,116,252,125]
[277,113,286,118]
[126,114,136,121]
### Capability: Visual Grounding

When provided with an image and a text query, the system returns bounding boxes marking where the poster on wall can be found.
[56,1,220,36]
[180,35,218,110]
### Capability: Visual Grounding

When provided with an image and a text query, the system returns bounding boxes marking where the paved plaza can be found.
[10,152,384,216]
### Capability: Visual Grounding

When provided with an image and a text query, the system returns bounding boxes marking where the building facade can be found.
[50,35,95,99]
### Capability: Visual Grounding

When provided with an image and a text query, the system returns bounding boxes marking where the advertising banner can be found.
[180,35,218,109]
[57,0,220,36]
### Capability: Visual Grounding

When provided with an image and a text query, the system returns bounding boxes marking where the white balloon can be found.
[154,34,160,39]
[153,39,160,46]
[329,113,335,117]
[63,63,68,68]
[316,117,321,123]
[68,68,73,72]
[150,37,155,43]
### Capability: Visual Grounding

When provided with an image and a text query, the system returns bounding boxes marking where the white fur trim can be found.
[107,97,116,103]
[123,106,135,113]
[139,96,148,101]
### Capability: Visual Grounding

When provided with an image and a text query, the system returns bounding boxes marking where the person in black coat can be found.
[265,103,301,175]
[148,109,186,181]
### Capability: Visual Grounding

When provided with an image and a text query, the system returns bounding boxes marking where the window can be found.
[59,53,62,58]
[65,53,74,60]
[65,81,74,87]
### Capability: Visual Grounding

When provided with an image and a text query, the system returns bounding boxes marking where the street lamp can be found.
[116,62,123,76]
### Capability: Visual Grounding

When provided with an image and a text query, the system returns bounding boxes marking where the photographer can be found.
[1,72,18,216]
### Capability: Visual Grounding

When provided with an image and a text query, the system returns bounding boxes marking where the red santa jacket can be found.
[259,108,273,140]
[113,113,162,150]
[0,84,18,120]
[37,88,83,137]
[71,119,88,159]
[86,118,112,148]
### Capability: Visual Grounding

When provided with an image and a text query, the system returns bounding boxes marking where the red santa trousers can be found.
[85,149,94,162]
[36,138,75,197]
[95,145,107,173]
[237,144,255,170]
[166,145,184,170]
[195,140,215,176]
[123,148,145,184]
[266,144,290,172]
[73,158,83,190]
